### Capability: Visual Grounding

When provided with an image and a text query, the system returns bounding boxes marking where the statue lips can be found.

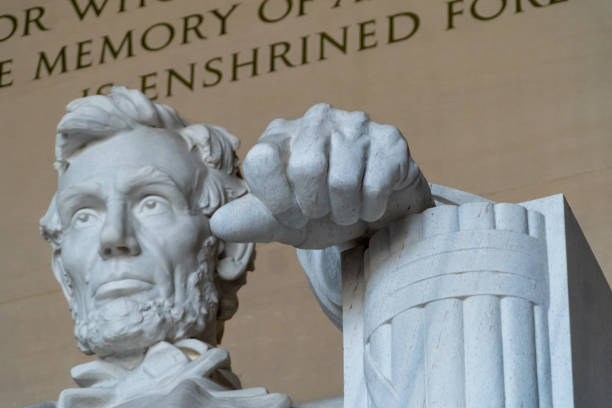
[94,277,154,301]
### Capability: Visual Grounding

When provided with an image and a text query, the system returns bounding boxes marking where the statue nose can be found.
[99,204,141,259]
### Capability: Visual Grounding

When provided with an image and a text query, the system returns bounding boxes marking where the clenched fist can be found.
[210,104,432,249]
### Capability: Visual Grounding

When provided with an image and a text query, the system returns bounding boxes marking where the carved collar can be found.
[52,339,291,408]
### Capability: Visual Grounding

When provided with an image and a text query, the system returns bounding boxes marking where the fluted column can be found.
[362,202,551,408]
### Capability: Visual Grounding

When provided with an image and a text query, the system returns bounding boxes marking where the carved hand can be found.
[210,104,432,249]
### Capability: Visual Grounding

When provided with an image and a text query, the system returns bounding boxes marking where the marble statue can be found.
[34,87,611,408]
[34,87,431,408]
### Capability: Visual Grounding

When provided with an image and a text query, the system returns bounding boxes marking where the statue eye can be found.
[137,196,170,216]
[71,209,99,228]
[144,200,157,210]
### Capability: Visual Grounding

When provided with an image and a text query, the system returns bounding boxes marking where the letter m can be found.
[69,0,110,21]
[100,31,134,64]
[34,47,68,80]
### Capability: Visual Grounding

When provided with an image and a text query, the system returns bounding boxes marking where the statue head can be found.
[40,87,255,359]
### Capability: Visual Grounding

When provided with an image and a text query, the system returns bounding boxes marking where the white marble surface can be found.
[38,88,434,407]
[522,194,612,408]
[340,191,611,408]
[34,87,610,407]
[363,201,549,408]
[37,87,292,407]
[210,102,433,248]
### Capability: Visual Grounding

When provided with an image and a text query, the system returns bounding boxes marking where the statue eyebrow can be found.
[56,182,105,221]
[120,166,186,198]
[57,182,104,207]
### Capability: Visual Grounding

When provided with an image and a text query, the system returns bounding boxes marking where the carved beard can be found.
[72,244,219,358]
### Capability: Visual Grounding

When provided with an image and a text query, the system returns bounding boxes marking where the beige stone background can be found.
[0,0,610,406]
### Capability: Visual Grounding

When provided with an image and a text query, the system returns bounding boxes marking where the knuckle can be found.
[352,111,369,122]
[264,118,289,134]
[305,103,331,119]
[338,109,368,125]
[374,124,403,144]
[393,135,409,153]
[381,123,401,136]
[244,143,277,170]
[333,111,369,140]
[349,111,369,130]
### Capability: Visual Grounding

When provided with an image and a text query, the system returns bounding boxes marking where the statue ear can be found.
[216,242,255,280]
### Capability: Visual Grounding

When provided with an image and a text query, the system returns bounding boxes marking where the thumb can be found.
[210,194,305,246]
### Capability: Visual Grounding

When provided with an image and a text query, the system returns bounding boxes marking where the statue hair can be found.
[40,86,252,345]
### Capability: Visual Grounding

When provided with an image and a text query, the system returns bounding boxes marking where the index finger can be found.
[210,194,305,246]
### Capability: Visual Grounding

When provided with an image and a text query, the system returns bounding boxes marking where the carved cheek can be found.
[64,219,103,271]
[60,240,92,301]
[171,221,203,260]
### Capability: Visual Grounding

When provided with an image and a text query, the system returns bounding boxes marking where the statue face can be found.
[55,128,216,357]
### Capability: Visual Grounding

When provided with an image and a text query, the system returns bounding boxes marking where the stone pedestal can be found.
[343,194,612,408]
